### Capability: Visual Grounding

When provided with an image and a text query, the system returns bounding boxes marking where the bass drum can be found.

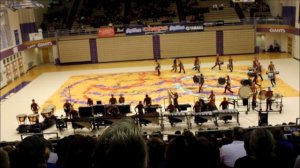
[238,86,252,99]
[218,77,226,85]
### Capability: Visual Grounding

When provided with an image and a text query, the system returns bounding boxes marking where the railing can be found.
[40,17,292,39]
[241,17,291,25]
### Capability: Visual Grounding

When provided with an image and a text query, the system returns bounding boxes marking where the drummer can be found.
[31,99,40,114]
[219,97,234,123]
[251,83,257,110]
[270,72,276,87]
[268,61,275,73]
[211,53,222,70]
[224,75,234,94]
[227,56,233,72]
[266,87,273,111]
[62,100,70,118]
[198,74,205,93]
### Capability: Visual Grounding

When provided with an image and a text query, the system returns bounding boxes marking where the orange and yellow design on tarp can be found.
[44,66,299,110]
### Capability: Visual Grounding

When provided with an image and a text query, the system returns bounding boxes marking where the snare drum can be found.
[16,114,27,124]
[240,79,251,86]
[218,77,226,85]
[28,114,39,124]
[238,86,252,99]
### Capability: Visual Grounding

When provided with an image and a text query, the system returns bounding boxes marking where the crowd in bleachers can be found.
[240,0,270,17]
[1,117,300,168]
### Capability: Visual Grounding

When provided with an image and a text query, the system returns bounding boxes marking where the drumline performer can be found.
[224,75,234,94]
[143,94,152,106]
[109,94,117,105]
[135,101,144,115]
[268,61,275,72]
[155,60,161,76]
[171,58,177,72]
[256,62,263,81]
[87,97,94,106]
[211,54,222,70]
[252,69,261,87]
[208,90,216,104]
[31,99,40,114]
[252,56,259,69]
[227,56,233,72]
[265,87,273,111]
[118,94,125,104]
[198,74,205,93]
[250,82,257,110]
[63,99,72,118]
[219,97,234,123]
[270,72,276,87]
[178,59,186,73]
[193,56,200,72]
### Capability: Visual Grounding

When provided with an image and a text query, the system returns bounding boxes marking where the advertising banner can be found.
[98,27,115,37]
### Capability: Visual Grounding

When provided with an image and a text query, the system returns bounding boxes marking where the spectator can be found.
[147,137,166,168]
[93,117,147,168]
[0,148,9,168]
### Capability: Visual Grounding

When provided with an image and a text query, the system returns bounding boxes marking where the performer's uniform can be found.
[266,90,273,111]
[199,75,205,93]
[224,77,234,94]
[171,59,177,72]
[211,56,221,70]
[63,102,72,117]
[219,100,234,123]
[228,58,233,72]
[135,104,144,115]
[256,64,263,81]
[268,63,276,87]
[119,97,125,104]
[31,102,39,114]
[178,62,185,73]
[109,97,117,105]
[193,58,200,72]
[156,62,161,76]
[144,97,152,106]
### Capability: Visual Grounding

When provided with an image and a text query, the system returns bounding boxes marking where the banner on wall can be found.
[125,23,204,35]
[98,27,115,37]
[29,32,43,41]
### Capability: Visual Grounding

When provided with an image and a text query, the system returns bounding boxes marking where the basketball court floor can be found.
[0,53,299,141]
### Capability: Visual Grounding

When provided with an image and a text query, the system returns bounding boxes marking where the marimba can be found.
[216,109,240,125]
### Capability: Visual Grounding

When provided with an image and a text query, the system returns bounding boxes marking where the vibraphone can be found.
[216,109,240,126]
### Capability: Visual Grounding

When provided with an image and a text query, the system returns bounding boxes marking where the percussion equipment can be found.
[247,70,255,77]
[218,77,226,85]
[274,93,282,99]
[240,79,251,86]
[193,75,199,84]
[238,86,252,99]
[267,72,274,79]
[258,90,267,100]
[28,114,39,124]
[16,114,27,125]
[41,108,53,119]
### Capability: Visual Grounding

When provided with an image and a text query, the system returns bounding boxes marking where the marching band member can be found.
[208,90,216,104]
[265,87,273,111]
[135,101,144,115]
[87,97,93,106]
[268,61,275,72]
[178,59,186,73]
[198,74,205,93]
[155,60,161,76]
[143,94,152,106]
[270,72,276,87]
[118,94,125,104]
[256,62,263,81]
[171,58,177,72]
[63,99,72,118]
[211,54,222,70]
[224,75,234,94]
[227,56,233,72]
[219,97,234,123]
[170,91,179,107]
[251,82,257,110]
[31,99,40,114]
[109,94,117,105]
[193,56,200,72]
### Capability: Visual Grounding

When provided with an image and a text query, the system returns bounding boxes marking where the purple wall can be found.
[153,34,161,60]
[20,22,37,42]
[216,31,223,55]
[282,6,296,26]
[89,39,98,63]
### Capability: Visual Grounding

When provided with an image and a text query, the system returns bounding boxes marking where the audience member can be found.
[93,117,147,168]
[0,148,9,168]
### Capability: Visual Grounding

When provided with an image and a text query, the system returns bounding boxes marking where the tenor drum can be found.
[28,114,39,124]
[238,86,252,99]
[258,90,267,100]
[16,114,27,124]
[193,75,199,84]
[218,77,226,85]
